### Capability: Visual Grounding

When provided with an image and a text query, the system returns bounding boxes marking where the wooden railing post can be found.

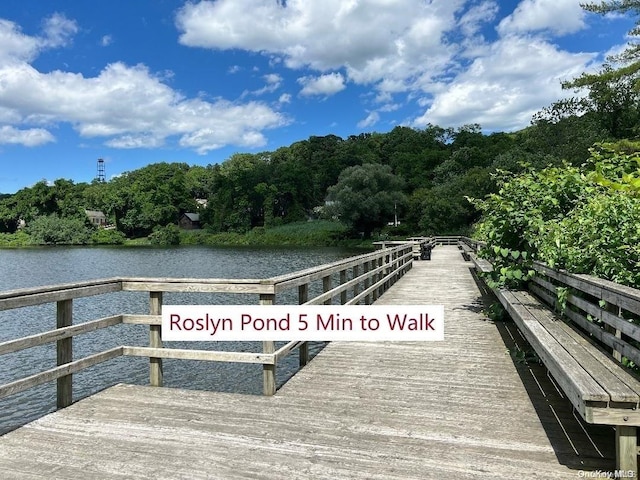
[260,293,277,396]
[322,275,332,305]
[364,262,371,304]
[384,253,391,292]
[614,305,624,363]
[353,265,360,301]
[391,250,398,284]
[340,269,347,305]
[298,284,309,367]
[56,299,73,408]
[372,258,380,301]
[616,426,638,476]
[149,291,163,387]
[602,302,623,362]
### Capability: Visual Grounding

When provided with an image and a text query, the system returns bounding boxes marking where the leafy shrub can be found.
[471,141,640,288]
[148,224,181,246]
[0,231,31,247]
[91,228,126,245]
[486,302,506,322]
[27,215,92,245]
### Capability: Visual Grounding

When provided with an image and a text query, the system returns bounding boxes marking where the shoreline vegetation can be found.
[0,220,378,249]
[2,2,639,264]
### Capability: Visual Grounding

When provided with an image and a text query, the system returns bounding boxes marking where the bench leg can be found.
[616,425,637,477]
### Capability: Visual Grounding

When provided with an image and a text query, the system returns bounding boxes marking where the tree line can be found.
[0,113,627,245]
[1,1,638,245]
[473,0,640,288]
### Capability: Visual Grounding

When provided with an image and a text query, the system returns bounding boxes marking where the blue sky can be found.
[0,0,633,193]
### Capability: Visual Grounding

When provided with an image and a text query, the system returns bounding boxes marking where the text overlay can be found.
[162,305,444,341]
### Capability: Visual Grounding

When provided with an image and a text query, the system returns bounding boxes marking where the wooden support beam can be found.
[56,299,73,409]
[322,275,332,305]
[352,265,360,302]
[616,425,638,478]
[372,259,380,301]
[260,293,276,396]
[149,291,163,387]
[363,262,371,305]
[339,270,347,305]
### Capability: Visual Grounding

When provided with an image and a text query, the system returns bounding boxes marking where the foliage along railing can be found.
[461,236,640,372]
[0,243,415,419]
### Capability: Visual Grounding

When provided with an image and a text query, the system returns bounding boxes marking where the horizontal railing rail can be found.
[530,262,640,367]
[0,243,415,425]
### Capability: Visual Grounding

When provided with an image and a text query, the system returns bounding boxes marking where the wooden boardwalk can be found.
[0,246,616,479]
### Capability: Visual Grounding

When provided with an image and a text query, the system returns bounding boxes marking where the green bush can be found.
[27,215,92,245]
[0,231,31,247]
[148,224,181,246]
[91,228,126,245]
[471,142,640,288]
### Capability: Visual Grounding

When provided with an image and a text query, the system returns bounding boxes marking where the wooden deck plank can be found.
[0,246,615,479]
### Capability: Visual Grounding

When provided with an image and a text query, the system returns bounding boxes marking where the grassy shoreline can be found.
[0,221,378,249]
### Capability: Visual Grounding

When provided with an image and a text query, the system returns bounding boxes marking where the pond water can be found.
[0,245,364,433]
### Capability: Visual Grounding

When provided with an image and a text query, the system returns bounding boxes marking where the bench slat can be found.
[531,284,640,368]
[469,253,493,274]
[556,319,640,404]
[496,289,609,408]
[515,292,640,404]
[531,275,640,342]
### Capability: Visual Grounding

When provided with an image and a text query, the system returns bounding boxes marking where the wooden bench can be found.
[469,252,492,274]
[420,238,436,260]
[471,253,640,476]
[457,241,475,261]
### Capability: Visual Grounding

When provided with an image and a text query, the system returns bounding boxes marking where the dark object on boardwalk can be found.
[420,242,432,260]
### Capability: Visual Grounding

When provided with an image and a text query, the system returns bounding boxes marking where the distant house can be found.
[179,213,201,230]
[195,198,208,209]
[85,210,107,227]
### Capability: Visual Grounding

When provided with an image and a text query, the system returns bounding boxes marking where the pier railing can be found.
[0,243,414,416]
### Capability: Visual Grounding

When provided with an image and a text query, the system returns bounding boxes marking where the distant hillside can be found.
[0,117,611,243]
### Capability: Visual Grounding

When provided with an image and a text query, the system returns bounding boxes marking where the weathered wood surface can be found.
[0,246,616,478]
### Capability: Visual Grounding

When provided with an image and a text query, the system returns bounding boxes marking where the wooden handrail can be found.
[0,242,416,410]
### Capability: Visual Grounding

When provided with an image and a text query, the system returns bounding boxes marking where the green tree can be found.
[106,163,195,237]
[148,224,181,246]
[325,164,406,236]
[28,215,93,245]
[535,1,640,139]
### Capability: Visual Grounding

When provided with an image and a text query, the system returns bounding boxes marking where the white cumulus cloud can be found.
[497,0,586,36]
[100,35,113,47]
[0,16,286,152]
[415,36,596,131]
[175,0,603,133]
[0,125,54,146]
[176,0,465,91]
[357,111,380,129]
[40,13,78,48]
[298,73,346,97]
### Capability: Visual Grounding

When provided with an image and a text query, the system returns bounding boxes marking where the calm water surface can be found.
[0,245,364,433]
